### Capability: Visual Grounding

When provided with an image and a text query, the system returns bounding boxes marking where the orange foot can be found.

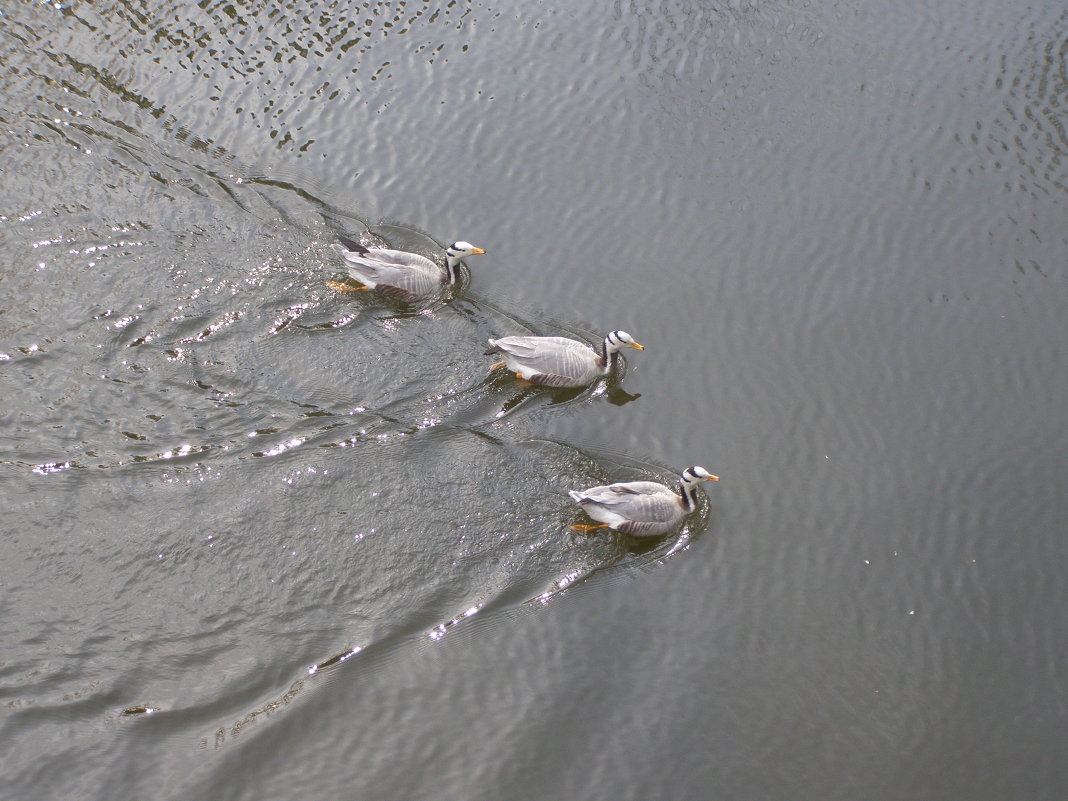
[327,280,369,292]
[488,360,506,372]
[571,523,610,532]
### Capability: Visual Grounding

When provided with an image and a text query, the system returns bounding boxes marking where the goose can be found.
[329,234,485,303]
[569,466,719,536]
[485,330,644,388]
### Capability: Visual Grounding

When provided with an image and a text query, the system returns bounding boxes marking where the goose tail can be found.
[336,234,369,255]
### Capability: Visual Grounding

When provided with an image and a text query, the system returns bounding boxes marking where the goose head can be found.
[682,466,719,485]
[679,465,719,510]
[445,241,486,266]
[604,330,645,354]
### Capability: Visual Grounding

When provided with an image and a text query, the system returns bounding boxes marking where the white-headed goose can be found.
[485,330,643,388]
[569,466,719,536]
[330,234,485,303]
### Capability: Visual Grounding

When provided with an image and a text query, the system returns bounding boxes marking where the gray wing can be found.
[488,336,578,357]
[371,266,443,301]
[374,284,419,303]
[359,248,439,270]
[488,336,600,385]
[336,235,440,271]
[529,373,584,388]
[335,246,443,299]
[615,519,677,537]
[578,482,682,523]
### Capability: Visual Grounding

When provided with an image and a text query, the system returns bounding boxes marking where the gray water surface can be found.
[2,1,1067,799]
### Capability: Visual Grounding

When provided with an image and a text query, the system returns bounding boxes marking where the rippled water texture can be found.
[2,1,1067,799]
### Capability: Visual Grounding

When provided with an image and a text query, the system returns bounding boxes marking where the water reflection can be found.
[1,122,712,746]
[0,3,727,790]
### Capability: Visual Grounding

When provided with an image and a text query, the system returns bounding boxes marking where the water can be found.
[2,1,1067,799]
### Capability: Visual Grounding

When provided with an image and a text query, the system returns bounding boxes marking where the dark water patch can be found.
[2,426,713,752]
[6,1,1067,799]
[3,0,483,170]
[186,434,715,747]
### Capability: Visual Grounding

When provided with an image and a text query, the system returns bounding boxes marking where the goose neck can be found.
[444,256,461,284]
[679,480,699,512]
[600,337,619,372]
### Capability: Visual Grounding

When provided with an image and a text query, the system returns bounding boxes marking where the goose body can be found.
[569,466,719,537]
[332,234,484,303]
[485,330,643,388]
